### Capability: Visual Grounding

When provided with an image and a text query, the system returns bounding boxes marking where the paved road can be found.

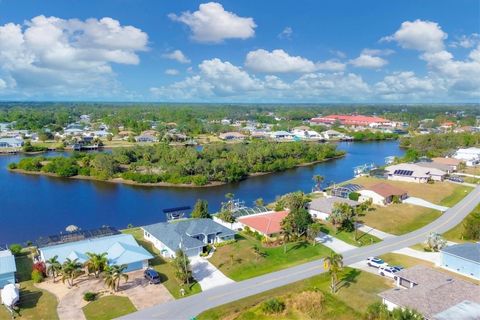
[121,185,480,320]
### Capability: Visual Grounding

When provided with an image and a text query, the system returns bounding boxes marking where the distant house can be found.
[311,115,394,128]
[142,219,236,258]
[359,183,408,206]
[454,147,480,167]
[379,265,480,319]
[219,132,246,140]
[135,135,158,143]
[441,243,480,280]
[322,129,345,140]
[0,138,24,148]
[292,129,323,140]
[415,161,455,174]
[38,233,153,273]
[269,131,293,140]
[308,196,359,220]
[385,163,446,183]
[238,211,289,238]
[431,157,463,171]
[0,250,16,288]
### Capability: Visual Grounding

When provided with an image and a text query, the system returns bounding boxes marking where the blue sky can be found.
[0,0,478,102]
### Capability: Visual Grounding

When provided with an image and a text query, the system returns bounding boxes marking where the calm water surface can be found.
[0,141,403,244]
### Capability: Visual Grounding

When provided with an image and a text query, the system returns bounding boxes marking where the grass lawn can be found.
[443,204,480,243]
[360,203,442,235]
[379,253,434,269]
[461,166,480,176]
[209,233,332,281]
[82,296,136,320]
[121,228,202,299]
[197,267,392,320]
[319,222,381,246]
[350,176,472,205]
[0,253,58,320]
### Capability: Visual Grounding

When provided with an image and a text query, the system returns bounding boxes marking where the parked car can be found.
[367,257,387,268]
[144,268,161,284]
[447,176,464,183]
[378,266,399,278]
[391,266,404,272]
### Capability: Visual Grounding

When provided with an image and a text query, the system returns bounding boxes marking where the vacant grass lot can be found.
[350,176,472,204]
[461,166,480,176]
[380,253,434,269]
[0,253,58,320]
[319,222,381,246]
[443,204,480,243]
[83,296,136,320]
[197,267,392,320]
[122,228,202,299]
[209,234,332,281]
[349,177,473,235]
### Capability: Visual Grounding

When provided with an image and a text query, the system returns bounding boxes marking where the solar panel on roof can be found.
[393,169,413,176]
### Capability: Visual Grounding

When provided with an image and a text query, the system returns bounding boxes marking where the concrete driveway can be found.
[315,232,356,253]
[404,196,449,211]
[190,257,234,291]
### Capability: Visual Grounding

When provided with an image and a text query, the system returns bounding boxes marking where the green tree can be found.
[391,308,423,320]
[104,264,129,292]
[462,211,480,240]
[62,258,83,287]
[9,244,22,256]
[85,252,108,278]
[172,250,192,286]
[313,175,324,191]
[307,223,322,246]
[255,198,264,207]
[424,232,447,252]
[46,255,62,283]
[364,302,391,320]
[328,203,355,232]
[324,252,343,294]
[191,199,210,219]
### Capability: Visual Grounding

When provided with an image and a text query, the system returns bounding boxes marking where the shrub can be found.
[349,192,360,201]
[33,261,47,276]
[83,292,97,302]
[8,163,17,170]
[31,270,44,283]
[291,291,324,318]
[215,239,236,247]
[9,244,22,256]
[261,298,285,314]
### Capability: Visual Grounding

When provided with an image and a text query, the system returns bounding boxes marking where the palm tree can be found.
[104,264,129,292]
[307,223,322,246]
[312,175,324,191]
[61,258,83,287]
[46,255,62,283]
[85,252,108,278]
[324,252,343,294]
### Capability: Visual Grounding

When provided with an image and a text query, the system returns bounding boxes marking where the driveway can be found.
[190,257,234,291]
[357,224,394,240]
[315,232,356,253]
[404,196,449,212]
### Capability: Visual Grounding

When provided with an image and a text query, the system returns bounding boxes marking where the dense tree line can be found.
[10,141,344,186]
[399,132,480,159]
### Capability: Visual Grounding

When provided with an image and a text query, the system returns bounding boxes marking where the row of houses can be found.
[310,114,398,129]
[219,128,350,142]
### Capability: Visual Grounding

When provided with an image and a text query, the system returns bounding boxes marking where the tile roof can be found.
[238,211,289,235]
[379,266,480,319]
[308,196,359,213]
[431,157,463,166]
[0,250,16,275]
[142,219,236,252]
[366,182,407,198]
[441,243,480,264]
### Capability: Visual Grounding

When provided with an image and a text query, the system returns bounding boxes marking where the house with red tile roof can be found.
[238,211,289,238]
[310,114,394,128]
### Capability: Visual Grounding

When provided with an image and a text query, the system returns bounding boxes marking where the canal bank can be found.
[0,141,404,244]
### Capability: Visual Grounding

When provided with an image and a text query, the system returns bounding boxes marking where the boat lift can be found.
[353,163,377,177]
[163,206,191,221]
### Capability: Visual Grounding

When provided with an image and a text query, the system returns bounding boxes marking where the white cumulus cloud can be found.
[162,50,190,64]
[349,54,388,69]
[165,69,180,76]
[245,49,316,73]
[168,2,256,43]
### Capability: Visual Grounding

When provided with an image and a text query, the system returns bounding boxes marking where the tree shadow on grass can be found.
[337,268,361,291]
[17,288,43,315]
[287,241,309,253]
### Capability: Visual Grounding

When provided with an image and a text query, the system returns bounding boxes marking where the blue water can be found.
[0,141,403,244]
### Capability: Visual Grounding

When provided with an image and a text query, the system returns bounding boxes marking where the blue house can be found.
[0,250,16,288]
[441,243,480,280]
[38,234,153,273]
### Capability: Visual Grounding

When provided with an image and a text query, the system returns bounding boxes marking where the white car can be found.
[378,266,398,278]
[366,257,387,268]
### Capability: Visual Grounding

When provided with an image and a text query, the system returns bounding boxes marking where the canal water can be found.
[0,141,403,244]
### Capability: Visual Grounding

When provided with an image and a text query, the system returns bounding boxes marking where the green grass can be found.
[121,228,202,299]
[319,223,381,246]
[82,296,136,320]
[209,233,332,281]
[379,253,434,269]
[443,204,480,243]
[439,185,474,207]
[197,267,392,320]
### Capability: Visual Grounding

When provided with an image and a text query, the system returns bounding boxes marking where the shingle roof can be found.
[366,182,407,198]
[308,196,359,213]
[0,250,16,275]
[142,219,236,252]
[379,266,480,319]
[433,300,480,320]
[238,211,289,235]
[441,243,480,264]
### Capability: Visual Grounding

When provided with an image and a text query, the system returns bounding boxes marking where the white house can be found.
[322,130,345,140]
[0,138,24,148]
[308,196,359,220]
[358,183,408,206]
[270,131,294,140]
[454,147,480,166]
[385,163,446,183]
[292,129,323,140]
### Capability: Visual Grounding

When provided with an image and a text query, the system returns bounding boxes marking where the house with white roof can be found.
[269,131,293,140]
[292,129,323,140]
[385,163,446,183]
[0,250,16,288]
[454,147,480,166]
[0,138,24,148]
